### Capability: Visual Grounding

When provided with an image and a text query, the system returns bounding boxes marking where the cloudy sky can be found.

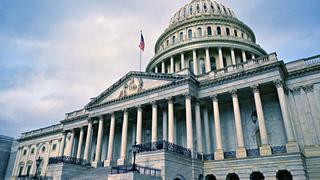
[0,0,319,138]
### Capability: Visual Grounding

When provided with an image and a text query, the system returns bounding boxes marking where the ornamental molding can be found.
[291,87,301,95]
[287,64,320,79]
[290,84,314,95]
[303,84,314,93]
[251,84,260,93]
[229,89,238,97]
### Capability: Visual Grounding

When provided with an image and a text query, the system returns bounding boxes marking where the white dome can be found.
[169,0,236,26]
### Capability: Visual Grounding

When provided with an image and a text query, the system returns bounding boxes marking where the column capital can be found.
[135,104,143,109]
[210,94,219,101]
[150,101,158,107]
[229,89,238,98]
[183,93,193,100]
[122,109,128,114]
[251,84,260,93]
[166,96,175,103]
[291,87,301,95]
[274,79,284,88]
[303,84,314,93]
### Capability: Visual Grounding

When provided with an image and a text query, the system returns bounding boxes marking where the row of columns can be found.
[58,80,297,166]
[154,47,256,75]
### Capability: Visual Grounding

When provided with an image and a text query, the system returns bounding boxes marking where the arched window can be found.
[180,32,184,41]
[226,28,230,36]
[276,170,293,180]
[211,3,214,11]
[203,4,207,12]
[188,29,193,39]
[250,171,265,180]
[205,174,217,180]
[189,60,194,73]
[207,27,212,36]
[172,36,176,44]
[241,32,244,38]
[226,173,239,180]
[217,26,221,35]
[18,166,24,176]
[256,129,262,148]
[199,59,205,74]
[210,57,216,71]
[196,4,200,12]
[189,6,193,15]
[234,30,238,37]
[26,164,32,176]
[197,27,202,37]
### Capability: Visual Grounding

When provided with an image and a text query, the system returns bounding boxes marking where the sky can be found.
[0,0,319,138]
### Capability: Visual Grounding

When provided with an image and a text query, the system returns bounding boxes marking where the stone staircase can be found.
[70,167,110,180]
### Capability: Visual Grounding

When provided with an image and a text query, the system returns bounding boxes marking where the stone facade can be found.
[7,0,320,180]
[0,135,14,179]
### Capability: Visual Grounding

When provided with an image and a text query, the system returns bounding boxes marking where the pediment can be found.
[86,72,186,108]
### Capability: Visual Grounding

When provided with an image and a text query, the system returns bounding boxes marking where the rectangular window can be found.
[23,149,27,156]
[31,148,35,154]
[52,144,57,150]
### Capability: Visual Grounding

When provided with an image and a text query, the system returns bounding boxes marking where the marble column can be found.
[83,121,93,161]
[252,85,272,155]
[205,48,211,73]
[170,57,174,73]
[195,101,203,153]
[230,90,247,158]
[152,102,158,142]
[162,61,165,73]
[203,106,212,154]
[59,132,66,156]
[274,80,299,152]
[13,147,23,176]
[65,130,75,157]
[193,50,199,75]
[242,50,247,62]
[218,47,224,69]
[104,113,115,167]
[185,94,194,150]
[93,116,104,166]
[76,127,84,159]
[212,95,224,160]
[251,54,256,60]
[136,106,143,144]
[231,48,236,65]
[168,97,175,143]
[163,107,168,141]
[181,53,185,69]
[118,110,128,165]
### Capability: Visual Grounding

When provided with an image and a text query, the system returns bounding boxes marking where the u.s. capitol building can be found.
[10,0,320,179]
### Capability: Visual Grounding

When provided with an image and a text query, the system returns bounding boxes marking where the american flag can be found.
[139,32,145,51]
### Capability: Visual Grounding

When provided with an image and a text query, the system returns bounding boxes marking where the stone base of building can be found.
[303,145,320,157]
[108,172,161,180]
[117,158,126,166]
[214,150,224,160]
[286,142,300,153]
[260,145,272,156]
[104,159,113,167]
[236,147,247,158]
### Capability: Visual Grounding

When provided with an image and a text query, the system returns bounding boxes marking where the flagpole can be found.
[139,48,142,72]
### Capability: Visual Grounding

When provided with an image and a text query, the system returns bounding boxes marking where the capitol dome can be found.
[146,0,267,76]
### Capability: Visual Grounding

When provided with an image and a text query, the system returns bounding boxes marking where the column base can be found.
[117,158,126,166]
[104,159,113,167]
[260,145,272,156]
[286,142,300,153]
[303,145,320,157]
[91,161,102,168]
[236,147,247,158]
[214,150,224,160]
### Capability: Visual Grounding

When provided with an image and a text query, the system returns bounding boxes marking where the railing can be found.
[223,151,236,159]
[110,164,161,177]
[197,153,215,161]
[48,156,91,167]
[271,145,287,154]
[304,54,320,65]
[246,148,260,157]
[20,124,63,139]
[16,176,53,180]
[136,140,192,158]
[65,109,87,119]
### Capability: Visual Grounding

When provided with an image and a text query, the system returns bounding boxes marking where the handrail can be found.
[48,156,91,167]
[110,164,161,177]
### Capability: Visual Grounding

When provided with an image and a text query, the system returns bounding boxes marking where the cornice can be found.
[287,64,320,79]
[18,127,62,142]
[61,114,89,123]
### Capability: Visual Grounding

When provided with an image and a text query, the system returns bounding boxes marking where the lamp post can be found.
[34,157,42,179]
[130,141,138,172]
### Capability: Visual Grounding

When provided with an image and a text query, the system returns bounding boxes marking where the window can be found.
[19,166,24,176]
[210,57,216,71]
[179,32,183,41]
[226,28,230,36]
[189,60,194,73]
[196,4,200,12]
[41,146,46,153]
[188,29,193,39]
[241,32,244,38]
[52,144,57,150]
[31,148,35,154]
[26,165,32,176]
[23,149,27,156]
[172,36,176,44]
[197,27,202,37]
[217,4,221,12]
[207,27,212,36]
[199,59,205,74]
[166,39,169,46]
[211,3,214,10]
[234,30,238,37]
[217,26,221,35]
[203,3,207,12]
[189,6,193,15]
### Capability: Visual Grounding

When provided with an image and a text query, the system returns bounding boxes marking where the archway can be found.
[174,174,185,180]
[205,174,217,180]
[226,173,239,180]
[250,171,265,180]
[276,170,293,180]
